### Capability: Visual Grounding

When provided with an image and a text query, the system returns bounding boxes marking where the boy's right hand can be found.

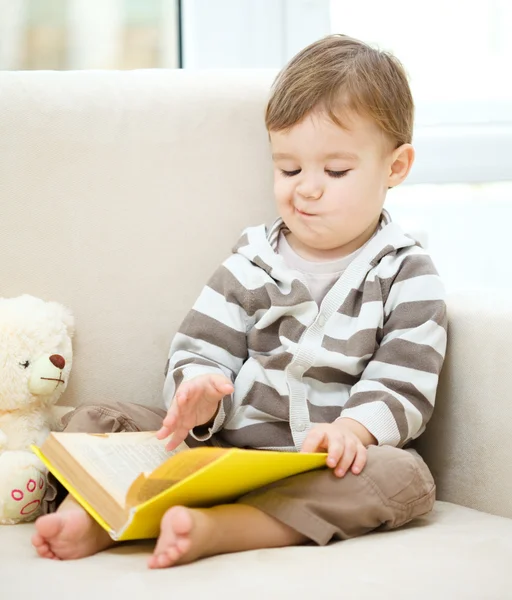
[156,373,234,451]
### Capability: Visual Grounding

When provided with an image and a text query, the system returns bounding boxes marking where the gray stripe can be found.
[339,254,438,317]
[212,263,311,319]
[164,358,170,377]
[343,391,409,445]
[267,218,285,250]
[375,377,433,427]
[250,278,311,311]
[376,339,444,374]
[185,434,234,448]
[376,254,440,303]
[174,357,221,371]
[184,434,213,448]
[231,233,250,255]
[253,352,293,371]
[370,244,396,267]
[248,315,306,353]
[252,255,274,276]
[338,279,382,317]
[172,368,184,396]
[393,253,439,284]
[322,328,378,358]
[307,400,342,423]
[383,300,447,337]
[304,366,358,387]
[241,381,289,421]
[179,309,247,359]
[207,265,255,315]
[221,421,294,448]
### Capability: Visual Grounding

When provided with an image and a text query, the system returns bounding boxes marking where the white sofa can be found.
[1,70,511,599]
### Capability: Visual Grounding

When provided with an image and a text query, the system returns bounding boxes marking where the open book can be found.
[32,431,327,541]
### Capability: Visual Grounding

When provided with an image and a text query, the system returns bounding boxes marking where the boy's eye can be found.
[280,169,350,178]
[326,170,350,178]
[280,169,301,177]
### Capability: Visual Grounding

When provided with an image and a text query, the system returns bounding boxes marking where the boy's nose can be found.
[297,184,322,200]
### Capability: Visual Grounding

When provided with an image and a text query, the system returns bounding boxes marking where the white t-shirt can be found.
[277,232,367,305]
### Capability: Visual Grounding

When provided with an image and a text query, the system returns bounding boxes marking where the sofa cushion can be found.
[2,501,510,599]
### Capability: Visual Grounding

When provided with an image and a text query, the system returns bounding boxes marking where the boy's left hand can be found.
[301,418,377,478]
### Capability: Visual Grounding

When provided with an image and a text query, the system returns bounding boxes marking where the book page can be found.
[53,432,186,504]
[128,446,229,505]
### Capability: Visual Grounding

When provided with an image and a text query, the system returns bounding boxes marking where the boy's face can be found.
[270,111,412,260]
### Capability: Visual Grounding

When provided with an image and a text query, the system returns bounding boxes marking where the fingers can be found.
[165,426,189,451]
[301,428,328,454]
[156,389,187,439]
[209,374,234,396]
[157,374,232,447]
[156,386,191,440]
[334,438,357,477]
[302,424,368,478]
[334,441,367,478]
[327,437,344,469]
[350,444,368,475]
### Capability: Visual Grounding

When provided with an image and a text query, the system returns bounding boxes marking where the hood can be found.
[232,210,418,285]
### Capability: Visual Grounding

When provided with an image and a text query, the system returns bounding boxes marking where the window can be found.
[0,0,180,70]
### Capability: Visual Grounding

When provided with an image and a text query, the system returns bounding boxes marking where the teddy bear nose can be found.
[49,354,65,370]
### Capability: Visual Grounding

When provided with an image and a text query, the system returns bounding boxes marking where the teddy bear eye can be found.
[19,360,30,369]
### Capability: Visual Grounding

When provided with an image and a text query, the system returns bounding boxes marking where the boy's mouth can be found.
[296,208,315,217]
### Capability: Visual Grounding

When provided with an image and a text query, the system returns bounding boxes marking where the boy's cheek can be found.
[274,180,291,199]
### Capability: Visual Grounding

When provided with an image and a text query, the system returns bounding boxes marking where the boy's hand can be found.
[156,373,234,451]
[301,418,377,478]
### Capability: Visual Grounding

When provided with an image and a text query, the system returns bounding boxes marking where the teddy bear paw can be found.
[0,452,47,524]
[9,474,46,518]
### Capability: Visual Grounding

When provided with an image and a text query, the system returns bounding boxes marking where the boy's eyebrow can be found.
[272,151,360,161]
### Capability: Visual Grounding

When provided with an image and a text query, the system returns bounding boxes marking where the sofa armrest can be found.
[415,291,512,518]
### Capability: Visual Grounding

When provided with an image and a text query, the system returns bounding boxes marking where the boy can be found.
[32,34,447,569]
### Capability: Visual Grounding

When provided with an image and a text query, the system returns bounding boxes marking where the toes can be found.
[147,555,157,569]
[149,545,182,569]
[34,541,55,559]
[166,546,181,564]
[157,547,180,568]
[157,553,171,568]
[148,551,173,570]
[176,536,191,554]
[149,507,197,569]
[34,514,64,540]
[46,548,58,560]
[32,532,56,559]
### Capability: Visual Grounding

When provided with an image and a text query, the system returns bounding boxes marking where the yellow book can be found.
[32,431,327,541]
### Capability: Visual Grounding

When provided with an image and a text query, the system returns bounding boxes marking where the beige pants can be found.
[43,402,435,545]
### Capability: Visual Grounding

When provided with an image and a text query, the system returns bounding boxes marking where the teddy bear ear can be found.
[47,302,75,338]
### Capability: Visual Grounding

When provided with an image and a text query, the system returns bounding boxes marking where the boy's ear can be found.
[388,143,415,188]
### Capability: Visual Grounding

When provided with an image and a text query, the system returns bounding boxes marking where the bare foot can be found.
[148,503,307,569]
[148,506,212,569]
[32,509,114,560]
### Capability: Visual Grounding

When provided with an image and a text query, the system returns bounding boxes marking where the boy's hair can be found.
[265,34,414,149]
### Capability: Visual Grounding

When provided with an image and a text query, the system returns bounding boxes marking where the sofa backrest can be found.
[0,70,277,407]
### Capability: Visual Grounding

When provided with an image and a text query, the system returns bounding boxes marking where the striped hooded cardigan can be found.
[164,211,447,451]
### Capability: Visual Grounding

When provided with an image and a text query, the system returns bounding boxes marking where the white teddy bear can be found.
[0,295,74,524]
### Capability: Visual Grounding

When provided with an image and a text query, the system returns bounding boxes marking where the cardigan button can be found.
[296,421,307,432]
[317,314,326,327]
